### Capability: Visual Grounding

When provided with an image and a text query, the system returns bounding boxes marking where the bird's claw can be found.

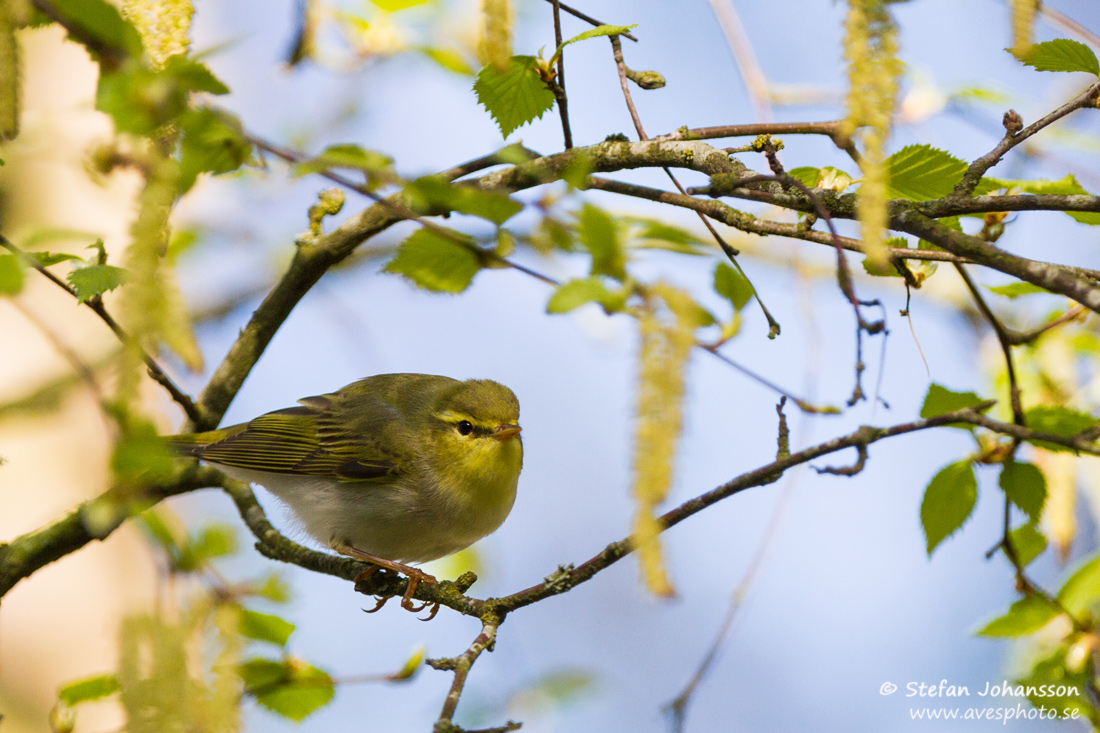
[363,595,390,614]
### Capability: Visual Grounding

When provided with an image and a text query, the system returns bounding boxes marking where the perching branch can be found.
[0,465,223,598]
[196,403,1100,622]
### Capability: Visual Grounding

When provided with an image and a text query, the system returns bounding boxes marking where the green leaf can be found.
[546,276,627,314]
[1008,522,1047,567]
[530,216,576,253]
[713,262,753,311]
[240,658,288,689]
[987,282,1052,298]
[1057,554,1100,616]
[524,669,598,705]
[406,176,522,225]
[418,46,475,75]
[178,107,252,192]
[976,594,1060,637]
[96,57,228,137]
[921,460,978,555]
[550,24,637,64]
[135,508,184,562]
[1011,39,1100,76]
[188,524,238,564]
[257,574,292,603]
[292,144,394,190]
[162,56,230,95]
[370,0,432,11]
[786,166,820,188]
[67,264,127,303]
[561,153,595,189]
[239,609,295,647]
[576,204,625,280]
[50,0,142,57]
[393,644,425,680]
[384,227,481,293]
[885,144,967,201]
[473,55,556,138]
[95,63,176,136]
[241,658,334,722]
[27,251,84,267]
[623,217,708,255]
[978,173,1082,195]
[919,383,985,428]
[999,461,1047,523]
[1015,646,1093,715]
[976,174,1100,226]
[785,166,852,191]
[1023,405,1098,453]
[950,86,1010,104]
[861,248,903,277]
[58,674,120,705]
[111,416,175,483]
[0,254,24,295]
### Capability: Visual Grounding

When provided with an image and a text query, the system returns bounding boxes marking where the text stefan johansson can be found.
[907,680,1079,698]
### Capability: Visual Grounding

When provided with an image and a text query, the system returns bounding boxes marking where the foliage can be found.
[3,0,1100,731]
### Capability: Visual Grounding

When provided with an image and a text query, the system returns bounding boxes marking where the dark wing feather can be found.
[186,395,407,482]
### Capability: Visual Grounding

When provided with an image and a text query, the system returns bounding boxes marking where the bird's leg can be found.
[332,541,440,618]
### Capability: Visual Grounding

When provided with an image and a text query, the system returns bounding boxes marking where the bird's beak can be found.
[492,424,522,441]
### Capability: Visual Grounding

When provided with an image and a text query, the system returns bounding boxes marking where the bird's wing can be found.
[182,392,408,482]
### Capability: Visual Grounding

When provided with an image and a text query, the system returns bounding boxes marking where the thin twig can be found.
[1005,306,1087,345]
[584,176,964,264]
[953,264,1025,425]
[953,79,1100,196]
[726,170,885,406]
[550,0,573,149]
[656,120,860,162]
[705,0,772,122]
[246,133,559,286]
[7,299,113,426]
[665,407,799,731]
[1036,4,1100,61]
[610,35,647,140]
[593,38,786,338]
[429,618,509,731]
[0,235,202,424]
[540,0,637,41]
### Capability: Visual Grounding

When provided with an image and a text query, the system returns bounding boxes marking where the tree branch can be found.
[197,403,1100,620]
[953,79,1100,196]
[0,466,222,598]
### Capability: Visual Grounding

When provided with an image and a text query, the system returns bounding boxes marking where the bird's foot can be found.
[336,541,441,621]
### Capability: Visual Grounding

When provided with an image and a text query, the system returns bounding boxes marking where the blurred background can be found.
[2,0,1100,730]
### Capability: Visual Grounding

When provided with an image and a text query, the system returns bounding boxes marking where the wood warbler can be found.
[168,373,523,616]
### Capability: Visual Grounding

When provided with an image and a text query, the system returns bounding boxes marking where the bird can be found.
[167,373,523,618]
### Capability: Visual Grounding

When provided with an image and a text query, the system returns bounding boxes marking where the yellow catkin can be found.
[0,0,25,140]
[117,604,241,733]
[158,265,204,372]
[118,152,200,402]
[122,0,194,68]
[478,0,512,71]
[841,0,901,269]
[631,284,698,598]
[1035,448,1076,563]
[1010,0,1038,56]
[118,153,177,398]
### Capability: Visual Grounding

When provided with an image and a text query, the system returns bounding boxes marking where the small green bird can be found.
[168,374,523,616]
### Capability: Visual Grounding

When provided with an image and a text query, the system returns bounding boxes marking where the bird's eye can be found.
[456,420,474,436]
